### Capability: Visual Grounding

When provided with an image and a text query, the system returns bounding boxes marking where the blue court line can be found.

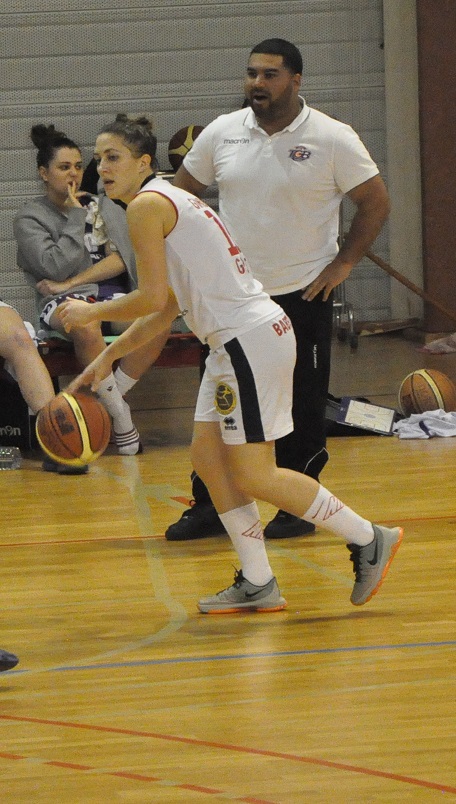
[8,639,455,675]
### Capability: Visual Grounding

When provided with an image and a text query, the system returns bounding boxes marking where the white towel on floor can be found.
[393,409,456,439]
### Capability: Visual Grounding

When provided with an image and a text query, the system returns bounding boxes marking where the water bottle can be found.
[0,447,22,470]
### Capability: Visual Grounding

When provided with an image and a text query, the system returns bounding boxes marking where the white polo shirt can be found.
[183,100,379,295]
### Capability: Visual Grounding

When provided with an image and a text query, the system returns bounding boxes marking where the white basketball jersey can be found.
[137,178,281,349]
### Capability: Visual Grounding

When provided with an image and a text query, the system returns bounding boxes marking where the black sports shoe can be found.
[264,510,316,539]
[42,458,88,475]
[0,650,19,672]
[165,501,226,541]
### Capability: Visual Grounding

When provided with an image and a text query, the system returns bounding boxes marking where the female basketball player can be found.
[60,114,402,613]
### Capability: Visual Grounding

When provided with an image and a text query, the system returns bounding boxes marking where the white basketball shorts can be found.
[195,314,296,445]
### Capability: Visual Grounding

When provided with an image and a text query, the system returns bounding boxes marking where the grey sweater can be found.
[14,194,137,318]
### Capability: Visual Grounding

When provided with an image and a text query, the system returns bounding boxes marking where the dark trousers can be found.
[271,288,333,480]
[192,289,333,504]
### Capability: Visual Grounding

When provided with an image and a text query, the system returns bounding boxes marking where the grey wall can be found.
[1,0,389,325]
[383,0,422,322]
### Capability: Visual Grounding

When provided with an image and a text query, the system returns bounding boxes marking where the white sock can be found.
[96,373,140,454]
[302,485,374,546]
[97,373,133,425]
[219,502,274,586]
[114,366,138,397]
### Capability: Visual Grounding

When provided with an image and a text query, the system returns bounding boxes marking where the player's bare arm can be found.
[126,191,175,312]
[303,175,390,301]
[60,192,176,331]
[67,291,179,394]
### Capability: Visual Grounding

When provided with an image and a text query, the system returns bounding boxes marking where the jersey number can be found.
[204,209,241,257]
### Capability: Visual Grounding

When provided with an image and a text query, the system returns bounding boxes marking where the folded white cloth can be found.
[84,197,108,247]
[393,409,456,439]
[417,333,456,354]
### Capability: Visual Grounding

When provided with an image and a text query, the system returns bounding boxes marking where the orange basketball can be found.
[168,125,204,171]
[36,391,111,466]
[398,369,456,416]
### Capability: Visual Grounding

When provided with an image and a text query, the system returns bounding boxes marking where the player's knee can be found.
[71,320,102,345]
[229,461,264,499]
[7,325,34,357]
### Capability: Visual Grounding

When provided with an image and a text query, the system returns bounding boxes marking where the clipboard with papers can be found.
[336,396,397,435]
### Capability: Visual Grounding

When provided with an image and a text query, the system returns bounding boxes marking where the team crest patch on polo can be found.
[215,383,237,415]
[289,145,311,162]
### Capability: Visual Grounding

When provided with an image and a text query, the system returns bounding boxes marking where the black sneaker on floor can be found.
[165,502,226,541]
[42,458,89,475]
[264,510,315,539]
[0,650,19,672]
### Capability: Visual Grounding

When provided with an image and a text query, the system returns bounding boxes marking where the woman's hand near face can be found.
[64,181,90,209]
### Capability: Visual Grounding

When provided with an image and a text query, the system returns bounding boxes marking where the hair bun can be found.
[135,116,151,127]
[30,123,56,148]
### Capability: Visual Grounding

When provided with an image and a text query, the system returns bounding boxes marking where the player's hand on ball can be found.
[58,299,95,332]
[67,353,113,394]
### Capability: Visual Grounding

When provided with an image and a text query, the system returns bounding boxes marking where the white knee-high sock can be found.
[219,502,274,586]
[95,374,140,455]
[302,485,374,546]
[96,373,133,426]
[114,366,138,397]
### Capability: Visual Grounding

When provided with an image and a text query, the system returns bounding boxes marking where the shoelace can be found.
[347,543,364,581]
[232,568,244,588]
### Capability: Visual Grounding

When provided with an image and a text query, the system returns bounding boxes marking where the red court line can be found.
[1,715,454,795]
[0,534,164,548]
[0,511,454,550]
[0,748,275,803]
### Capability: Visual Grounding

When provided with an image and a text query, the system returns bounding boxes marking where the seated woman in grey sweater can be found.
[14,124,167,454]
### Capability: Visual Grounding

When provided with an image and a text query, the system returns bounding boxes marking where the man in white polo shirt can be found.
[168,37,390,541]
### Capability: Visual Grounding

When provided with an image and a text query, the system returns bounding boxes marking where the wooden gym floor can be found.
[1,333,455,802]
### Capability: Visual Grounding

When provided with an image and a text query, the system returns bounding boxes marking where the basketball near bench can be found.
[168,125,204,171]
[36,391,111,466]
[398,369,456,416]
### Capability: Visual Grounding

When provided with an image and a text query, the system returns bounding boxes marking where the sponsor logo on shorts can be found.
[215,383,237,415]
[272,315,293,336]
[223,416,238,431]
[289,145,311,162]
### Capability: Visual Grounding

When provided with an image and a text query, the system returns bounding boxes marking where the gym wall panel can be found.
[0,0,388,324]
